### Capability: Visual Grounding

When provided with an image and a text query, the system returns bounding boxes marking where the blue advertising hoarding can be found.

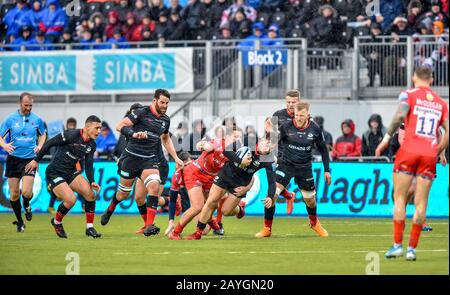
[0,162,448,217]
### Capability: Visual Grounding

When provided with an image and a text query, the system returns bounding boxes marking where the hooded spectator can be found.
[134,0,150,23]
[230,7,251,38]
[3,0,30,38]
[149,0,167,21]
[362,114,388,157]
[93,32,109,49]
[26,0,45,32]
[308,4,345,48]
[122,12,140,41]
[262,23,284,46]
[40,0,68,43]
[132,15,156,42]
[28,29,54,51]
[209,0,230,30]
[181,0,207,39]
[117,0,132,23]
[407,0,424,31]
[95,121,118,159]
[332,119,362,160]
[153,9,172,41]
[89,12,105,39]
[59,27,73,44]
[107,27,130,48]
[238,21,266,47]
[10,25,33,51]
[221,0,257,28]
[312,116,333,153]
[167,10,186,40]
[105,10,121,39]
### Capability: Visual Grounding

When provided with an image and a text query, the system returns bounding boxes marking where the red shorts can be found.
[183,162,215,192]
[394,148,437,180]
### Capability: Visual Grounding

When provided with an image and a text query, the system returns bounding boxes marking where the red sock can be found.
[409,223,422,248]
[145,207,157,227]
[86,212,94,224]
[217,200,223,223]
[393,219,405,244]
[264,219,273,229]
[174,223,184,235]
[309,215,317,226]
[55,212,65,223]
[107,202,116,213]
[281,189,293,200]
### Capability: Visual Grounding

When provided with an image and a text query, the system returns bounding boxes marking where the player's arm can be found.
[24,132,68,173]
[261,161,277,208]
[35,117,47,154]
[437,119,449,156]
[161,132,183,167]
[0,119,14,154]
[196,139,214,152]
[376,102,410,156]
[316,132,332,185]
[116,117,147,140]
[85,149,100,193]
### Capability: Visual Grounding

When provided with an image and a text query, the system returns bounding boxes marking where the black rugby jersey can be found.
[279,119,330,172]
[125,106,170,158]
[272,108,294,159]
[35,129,96,183]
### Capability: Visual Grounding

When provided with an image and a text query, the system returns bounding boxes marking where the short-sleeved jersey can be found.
[124,105,170,159]
[35,129,97,183]
[279,119,330,172]
[399,86,449,157]
[170,168,185,191]
[0,110,46,158]
[196,138,229,175]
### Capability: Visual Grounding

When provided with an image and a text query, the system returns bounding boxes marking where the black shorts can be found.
[159,160,169,184]
[46,165,81,191]
[118,153,159,179]
[5,155,36,178]
[213,171,251,198]
[275,163,315,191]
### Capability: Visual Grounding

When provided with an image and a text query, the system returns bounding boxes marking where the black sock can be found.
[55,203,71,223]
[22,194,32,208]
[138,204,147,216]
[264,205,276,220]
[10,199,23,224]
[197,221,207,230]
[305,204,316,216]
[146,195,159,209]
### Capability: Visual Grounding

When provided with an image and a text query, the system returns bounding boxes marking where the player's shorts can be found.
[183,161,215,192]
[5,155,36,178]
[275,162,315,191]
[394,148,437,180]
[159,160,169,184]
[117,153,159,179]
[46,165,81,191]
[213,171,251,199]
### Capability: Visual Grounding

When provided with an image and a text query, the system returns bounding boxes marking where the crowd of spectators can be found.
[0,0,448,51]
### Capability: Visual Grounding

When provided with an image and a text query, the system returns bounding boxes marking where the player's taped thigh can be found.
[144,174,161,187]
[275,187,284,196]
[118,183,133,193]
[301,189,316,199]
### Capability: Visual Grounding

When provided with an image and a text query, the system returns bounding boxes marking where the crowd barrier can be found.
[0,161,448,217]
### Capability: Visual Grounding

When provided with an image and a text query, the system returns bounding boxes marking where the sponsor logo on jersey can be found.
[426,93,434,101]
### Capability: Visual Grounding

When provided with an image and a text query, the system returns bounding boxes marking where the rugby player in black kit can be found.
[186,138,276,240]
[107,89,183,237]
[257,101,332,238]
[25,116,103,239]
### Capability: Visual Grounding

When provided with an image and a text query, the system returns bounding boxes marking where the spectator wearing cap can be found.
[10,25,33,51]
[106,27,131,48]
[133,15,156,42]
[105,11,121,40]
[76,30,94,50]
[28,29,54,51]
[39,0,68,43]
[372,0,404,31]
[407,0,425,31]
[221,0,257,28]
[25,0,45,33]
[332,119,362,160]
[153,9,171,41]
[180,0,207,39]
[167,10,186,40]
[230,7,251,39]
[308,4,345,48]
[122,12,140,41]
[217,21,233,42]
[362,114,388,157]
[238,21,266,47]
[2,0,30,38]
[387,16,414,38]
[262,24,284,47]
[363,21,388,87]
[93,32,109,49]
[134,0,151,24]
[312,116,333,154]
[95,121,118,160]
[59,27,73,45]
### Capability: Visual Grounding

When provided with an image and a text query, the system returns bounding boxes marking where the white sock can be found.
[87,223,93,229]
[54,219,62,225]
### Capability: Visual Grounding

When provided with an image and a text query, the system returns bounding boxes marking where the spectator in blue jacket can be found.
[39,0,68,43]
[106,28,131,49]
[261,23,284,47]
[95,121,118,159]
[238,21,266,48]
[10,25,33,51]
[373,0,405,31]
[28,29,54,51]
[25,0,45,32]
[2,0,30,38]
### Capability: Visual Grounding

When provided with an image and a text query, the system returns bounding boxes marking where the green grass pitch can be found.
[0,214,448,275]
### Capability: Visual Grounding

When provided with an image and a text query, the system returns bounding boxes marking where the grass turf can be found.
[0,213,448,275]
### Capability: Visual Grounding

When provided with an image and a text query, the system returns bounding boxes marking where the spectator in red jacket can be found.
[332,119,362,160]
[105,11,121,40]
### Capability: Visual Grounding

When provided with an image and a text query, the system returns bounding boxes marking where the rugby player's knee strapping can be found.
[118,183,133,199]
[144,174,161,192]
